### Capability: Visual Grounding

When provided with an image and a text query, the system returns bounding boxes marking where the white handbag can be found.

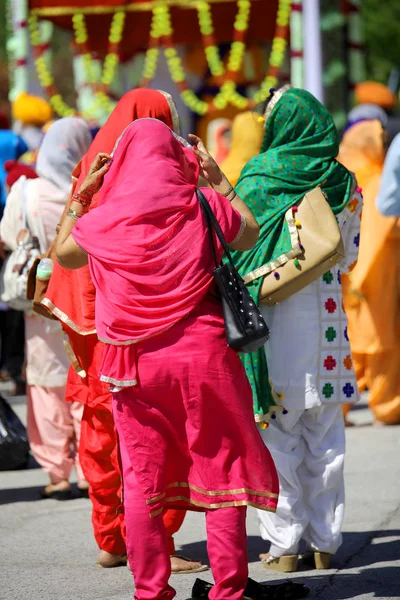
[0,177,41,311]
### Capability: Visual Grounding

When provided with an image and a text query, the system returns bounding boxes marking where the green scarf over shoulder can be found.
[231,88,354,420]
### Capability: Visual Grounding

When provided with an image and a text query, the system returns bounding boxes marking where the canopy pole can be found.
[303,0,324,103]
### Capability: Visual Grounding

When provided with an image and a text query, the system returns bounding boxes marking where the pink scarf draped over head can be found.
[72,119,220,344]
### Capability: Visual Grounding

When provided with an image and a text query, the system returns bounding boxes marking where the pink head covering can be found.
[72,118,221,344]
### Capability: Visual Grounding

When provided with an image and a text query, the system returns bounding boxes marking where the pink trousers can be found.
[27,384,85,484]
[118,431,248,600]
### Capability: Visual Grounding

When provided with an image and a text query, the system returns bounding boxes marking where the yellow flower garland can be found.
[30,0,291,119]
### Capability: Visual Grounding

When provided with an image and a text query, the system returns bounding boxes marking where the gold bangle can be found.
[67,208,80,221]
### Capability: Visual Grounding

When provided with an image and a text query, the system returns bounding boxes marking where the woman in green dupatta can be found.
[232,86,354,423]
[231,86,362,572]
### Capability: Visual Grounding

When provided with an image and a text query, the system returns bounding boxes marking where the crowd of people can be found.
[0,80,399,600]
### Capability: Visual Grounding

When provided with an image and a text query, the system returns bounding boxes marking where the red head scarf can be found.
[75,88,176,209]
[5,160,38,187]
[44,89,180,336]
[72,119,216,344]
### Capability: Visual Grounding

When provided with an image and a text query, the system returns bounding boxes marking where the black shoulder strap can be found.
[196,188,236,270]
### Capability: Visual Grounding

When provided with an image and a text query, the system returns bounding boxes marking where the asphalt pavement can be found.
[1,389,399,600]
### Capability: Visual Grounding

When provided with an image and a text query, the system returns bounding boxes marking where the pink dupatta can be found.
[72,119,226,347]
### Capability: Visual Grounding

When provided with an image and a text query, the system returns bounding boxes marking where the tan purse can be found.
[243,187,345,306]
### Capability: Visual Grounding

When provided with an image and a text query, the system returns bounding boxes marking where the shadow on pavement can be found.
[180,530,400,569]
[0,484,44,504]
[0,483,90,504]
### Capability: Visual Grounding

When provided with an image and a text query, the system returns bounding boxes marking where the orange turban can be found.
[355,82,396,111]
[12,92,53,126]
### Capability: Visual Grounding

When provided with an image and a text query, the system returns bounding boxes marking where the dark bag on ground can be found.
[197,188,269,353]
[0,395,30,470]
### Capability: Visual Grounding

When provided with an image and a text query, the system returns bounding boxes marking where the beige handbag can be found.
[243,187,345,306]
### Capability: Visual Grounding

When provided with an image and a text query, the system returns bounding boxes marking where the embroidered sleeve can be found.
[338,191,363,275]
[231,214,247,245]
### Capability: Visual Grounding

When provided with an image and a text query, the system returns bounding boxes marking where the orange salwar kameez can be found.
[340,120,400,424]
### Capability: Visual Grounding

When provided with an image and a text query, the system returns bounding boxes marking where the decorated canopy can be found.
[28,0,280,56]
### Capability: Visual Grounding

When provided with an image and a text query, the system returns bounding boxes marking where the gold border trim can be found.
[243,205,302,284]
[146,482,278,505]
[31,0,237,17]
[157,90,180,135]
[263,84,293,121]
[100,375,137,387]
[63,337,87,378]
[149,497,277,518]
[41,298,97,335]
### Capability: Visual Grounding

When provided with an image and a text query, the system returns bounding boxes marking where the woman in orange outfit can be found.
[43,90,205,571]
[339,119,400,425]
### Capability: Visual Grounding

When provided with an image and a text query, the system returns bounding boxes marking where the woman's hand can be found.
[78,152,112,199]
[188,134,223,187]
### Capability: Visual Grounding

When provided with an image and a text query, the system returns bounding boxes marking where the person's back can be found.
[340,124,400,426]
[55,118,279,600]
[231,86,362,572]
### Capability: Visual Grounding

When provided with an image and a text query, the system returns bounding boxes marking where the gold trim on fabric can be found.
[98,336,138,346]
[232,214,247,245]
[41,298,97,335]
[146,483,278,505]
[157,90,180,135]
[149,498,277,518]
[31,0,236,17]
[100,375,137,387]
[63,338,87,378]
[263,84,293,121]
[243,206,302,284]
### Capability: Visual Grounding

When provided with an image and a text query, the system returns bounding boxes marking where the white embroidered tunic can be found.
[261,190,362,410]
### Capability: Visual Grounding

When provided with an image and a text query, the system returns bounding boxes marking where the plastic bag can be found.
[0,395,30,470]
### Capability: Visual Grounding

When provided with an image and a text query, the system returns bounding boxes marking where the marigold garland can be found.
[141,0,290,115]
[30,0,291,118]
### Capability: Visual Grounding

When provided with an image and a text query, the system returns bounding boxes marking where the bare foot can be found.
[97,550,127,568]
[259,552,272,562]
[170,554,208,574]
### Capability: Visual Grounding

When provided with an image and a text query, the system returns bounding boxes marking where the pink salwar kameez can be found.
[71,120,278,599]
[112,294,278,599]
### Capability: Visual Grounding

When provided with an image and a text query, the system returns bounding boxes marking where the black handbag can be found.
[197,188,269,353]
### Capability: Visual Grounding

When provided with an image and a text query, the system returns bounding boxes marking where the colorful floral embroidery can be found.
[323,271,334,285]
[337,270,341,284]
[325,327,337,342]
[344,326,349,341]
[343,382,355,398]
[343,355,353,370]
[322,383,334,398]
[325,298,337,314]
[324,355,337,371]
[348,198,359,213]
[353,233,360,247]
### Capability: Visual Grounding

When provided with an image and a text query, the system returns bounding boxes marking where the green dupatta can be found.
[231,87,354,421]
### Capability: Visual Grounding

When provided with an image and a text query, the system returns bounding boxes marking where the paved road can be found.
[1,390,399,600]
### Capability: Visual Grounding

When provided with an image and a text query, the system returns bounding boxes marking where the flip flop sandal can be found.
[171,555,209,575]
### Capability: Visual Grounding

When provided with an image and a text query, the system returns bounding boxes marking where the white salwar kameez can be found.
[258,189,362,557]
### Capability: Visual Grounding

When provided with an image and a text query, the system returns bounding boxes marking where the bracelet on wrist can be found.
[67,208,81,221]
[72,192,92,207]
[228,192,237,203]
[220,185,234,198]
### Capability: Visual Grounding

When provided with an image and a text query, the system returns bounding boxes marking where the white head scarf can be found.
[36,117,92,194]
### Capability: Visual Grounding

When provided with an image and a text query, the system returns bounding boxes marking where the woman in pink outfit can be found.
[55,118,278,600]
[1,118,92,499]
